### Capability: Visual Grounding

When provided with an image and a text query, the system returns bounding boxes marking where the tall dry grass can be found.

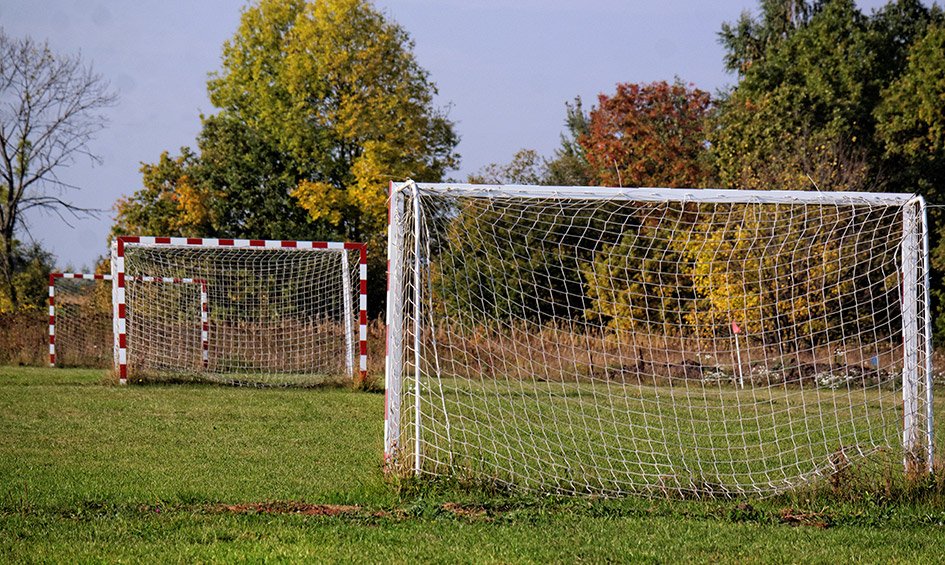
[423,322,907,388]
[0,311,47,366]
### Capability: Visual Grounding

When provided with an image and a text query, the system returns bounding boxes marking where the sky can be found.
[3,0,896,269]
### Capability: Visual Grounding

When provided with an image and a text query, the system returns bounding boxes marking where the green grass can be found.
[415,376,930,496]
[2,366,944,563]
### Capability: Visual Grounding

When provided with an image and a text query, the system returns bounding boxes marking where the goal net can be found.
[385,182,934,497]
[112,237,367,387]
[49,273,113,368]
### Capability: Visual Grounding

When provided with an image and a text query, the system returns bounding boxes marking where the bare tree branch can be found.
[0,28,117,308]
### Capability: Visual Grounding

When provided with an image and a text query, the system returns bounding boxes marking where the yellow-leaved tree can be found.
[207,0,458,243]
[115,0,459,313]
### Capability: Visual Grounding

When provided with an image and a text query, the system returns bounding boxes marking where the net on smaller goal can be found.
[113,237,367,387]
[385,182,934,498]
[49,273,113,368]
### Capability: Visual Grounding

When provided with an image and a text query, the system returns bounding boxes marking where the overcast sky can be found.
[3,0,895,269]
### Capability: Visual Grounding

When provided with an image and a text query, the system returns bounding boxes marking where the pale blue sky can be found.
[3,0,894,268]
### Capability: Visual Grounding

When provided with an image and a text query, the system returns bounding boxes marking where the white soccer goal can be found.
[385,181,934,497]
[112,236,367,386]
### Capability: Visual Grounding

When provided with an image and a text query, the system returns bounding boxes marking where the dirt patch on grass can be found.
[442,502,489,520]
[215,501,362,516]
[778,507,832,528]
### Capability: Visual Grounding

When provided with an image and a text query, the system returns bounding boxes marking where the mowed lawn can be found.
[1,367,944,563]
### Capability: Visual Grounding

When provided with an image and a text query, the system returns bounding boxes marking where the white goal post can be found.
[385,181,934,497]
[112,236,367,386]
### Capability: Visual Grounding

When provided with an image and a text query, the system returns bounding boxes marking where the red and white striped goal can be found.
[49,272,210,368]
[48,273,112,367]
[113,236,367,386]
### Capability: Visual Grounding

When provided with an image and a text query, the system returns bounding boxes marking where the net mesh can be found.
[120,244,361,386]
[389,185,933,497]
[50,276,113,368]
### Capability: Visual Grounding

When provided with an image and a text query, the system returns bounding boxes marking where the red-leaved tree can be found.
[581,80,714,188]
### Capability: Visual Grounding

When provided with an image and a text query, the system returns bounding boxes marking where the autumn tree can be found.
[684,138,895,345]
[578,80,713,330]
[207,0,457,244]
[875,22,945,341]
[115,0,459,312]
[0,30,116,308]
[112,149,202,238]
[581,80,714,188]
[712,0,945,340]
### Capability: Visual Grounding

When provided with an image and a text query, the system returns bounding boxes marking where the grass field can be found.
[414,376,919,497]
[2,366,944,562]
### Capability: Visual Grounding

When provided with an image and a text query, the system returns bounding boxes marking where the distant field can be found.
[2,366,944,563]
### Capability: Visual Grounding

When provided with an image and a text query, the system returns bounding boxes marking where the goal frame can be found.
[49,272,209,368]
[384,181,934,477]
[49,273,112,367]
[112,236,367,385]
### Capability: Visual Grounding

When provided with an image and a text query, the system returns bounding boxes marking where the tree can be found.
[875,22,945,201]
[114,115,314,240]
[875,23,945,342]
[207,0,458,244]
[0,31,116,308]
[718,0,814,75]
[577,80,713,330]
[113,149,203,238]
[714,0,945,341]
[115,0,458,314]
[468,97,591,187]
[0,240,54,312]
[197,114,316,239]
[468,149,546,185]
[712,0,877,186]
[580,80,714,188]
[582,212,696,335]
[453,82,714,328]
[544,97,592,186]
[712,0,937,187]
[684,138,893,345]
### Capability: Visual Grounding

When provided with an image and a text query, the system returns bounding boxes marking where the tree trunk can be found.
[0,234,18,310]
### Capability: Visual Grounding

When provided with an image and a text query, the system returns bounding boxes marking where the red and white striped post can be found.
[384,181,407,462]
[347,241,369,385]
[113,236,366,385]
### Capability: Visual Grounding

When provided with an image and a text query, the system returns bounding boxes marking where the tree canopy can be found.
[582,80,714,188]
[114,0,459,313]
[107,0,945,341]
[206,0,458,241]
[711,0,944,341]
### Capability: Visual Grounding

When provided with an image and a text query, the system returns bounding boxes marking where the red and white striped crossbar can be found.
[113,236,367,385]
[49,272,209,369]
